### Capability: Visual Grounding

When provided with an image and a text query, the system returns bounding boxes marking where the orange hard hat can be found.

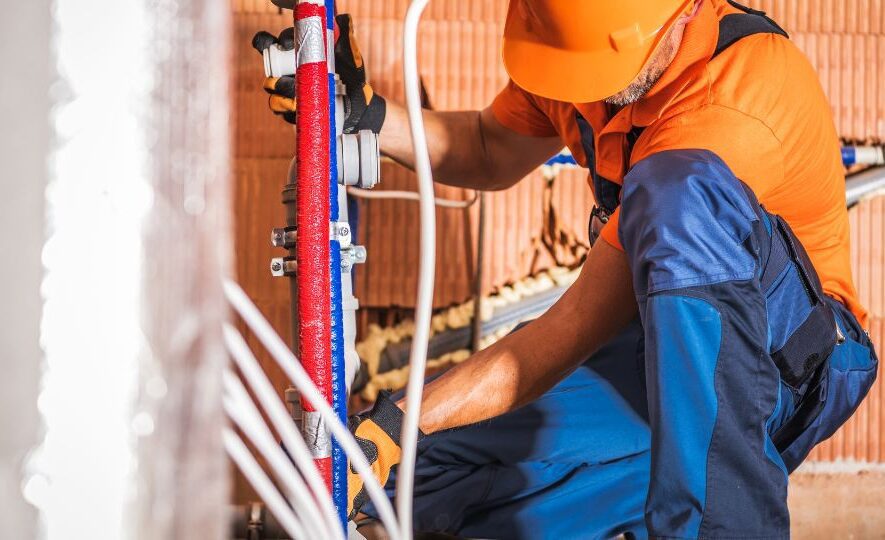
[502,0,694,103]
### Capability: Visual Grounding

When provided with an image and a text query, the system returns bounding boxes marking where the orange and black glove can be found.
[334,14,386,134]
[347,391,423,520]
[251,14,386,132]
[252,27,298,124]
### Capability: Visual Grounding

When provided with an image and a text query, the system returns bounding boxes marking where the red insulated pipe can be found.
[295,1,332,490]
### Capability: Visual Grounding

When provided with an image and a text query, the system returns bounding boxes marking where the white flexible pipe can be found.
[223,325,342,538]
[223,280,403,540]
[398,0,436,537]
[222,370,333,539]
[347,186,478,209]
[223,399,324,539]
[223,400,323,540]
[223,428,305,540]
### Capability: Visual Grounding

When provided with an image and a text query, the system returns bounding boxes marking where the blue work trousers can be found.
[369,150,877,539]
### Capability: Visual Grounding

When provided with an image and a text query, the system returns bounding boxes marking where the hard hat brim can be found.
[501,0,692,103]
[502,34,658,104]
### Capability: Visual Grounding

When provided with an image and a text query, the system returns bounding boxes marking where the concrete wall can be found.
[0,0,50,536]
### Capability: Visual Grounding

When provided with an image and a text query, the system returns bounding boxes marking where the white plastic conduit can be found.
[223,325,341,537]
[347,186,478,209]
[397,0,436,537]
[222,370,332,539]
[223,280,403,540]
[223,429,305,539]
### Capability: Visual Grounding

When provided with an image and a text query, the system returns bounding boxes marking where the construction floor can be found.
[789,471,885,538]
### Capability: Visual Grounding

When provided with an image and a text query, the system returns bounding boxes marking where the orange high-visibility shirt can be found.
[491,0,866,325]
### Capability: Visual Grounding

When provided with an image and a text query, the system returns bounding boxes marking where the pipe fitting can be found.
[262,44,295,78]
[338,130,380,189]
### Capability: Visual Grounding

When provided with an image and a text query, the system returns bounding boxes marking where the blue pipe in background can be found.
[842,146,857,167]
[547,146,883,170]
[544,152,578,167]
[842,145,885,167]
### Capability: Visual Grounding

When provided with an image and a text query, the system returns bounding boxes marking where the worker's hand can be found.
[347,392,421,520]
[334,14,386,133]
[251,14,386,132]
[252,27,298,124]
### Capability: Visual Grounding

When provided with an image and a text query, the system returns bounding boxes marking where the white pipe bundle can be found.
[223,281,403,540]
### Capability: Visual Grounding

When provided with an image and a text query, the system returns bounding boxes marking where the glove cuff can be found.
[358,94,386,134]
[344,93,386,134]
[366,390,423,444]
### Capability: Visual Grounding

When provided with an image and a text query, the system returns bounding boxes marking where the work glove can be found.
[251,14,386,133]
[252,27,298,124]
[347,391,423,520]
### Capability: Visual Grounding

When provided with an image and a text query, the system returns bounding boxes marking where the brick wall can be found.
[230,0,885,464]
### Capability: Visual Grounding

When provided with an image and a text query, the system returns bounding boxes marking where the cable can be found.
[222,369,334,539]
[223,428,305,540]
[398,0,436,537]
[223,280,403,540]
[223,325,342,538]
[347,186,478,209]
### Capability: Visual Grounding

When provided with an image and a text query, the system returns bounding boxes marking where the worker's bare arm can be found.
[380,101,563,191]
[401,240,638,434]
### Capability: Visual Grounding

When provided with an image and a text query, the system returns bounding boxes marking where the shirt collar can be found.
[610,0,719,131]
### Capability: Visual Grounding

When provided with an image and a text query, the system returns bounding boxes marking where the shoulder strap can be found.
[714,0,789,58]
[575,111,623,213]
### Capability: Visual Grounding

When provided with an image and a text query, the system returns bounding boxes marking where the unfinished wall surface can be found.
[231,0,885,472]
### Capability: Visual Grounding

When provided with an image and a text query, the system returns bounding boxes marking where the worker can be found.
[254,1,879,538]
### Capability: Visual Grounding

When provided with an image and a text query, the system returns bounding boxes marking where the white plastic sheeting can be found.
[134,1,231,537]
[0,0,49,537]
[30,1,231,539]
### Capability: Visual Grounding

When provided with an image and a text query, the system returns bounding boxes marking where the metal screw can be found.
[339,226,349,237]
[271,261,282,272]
